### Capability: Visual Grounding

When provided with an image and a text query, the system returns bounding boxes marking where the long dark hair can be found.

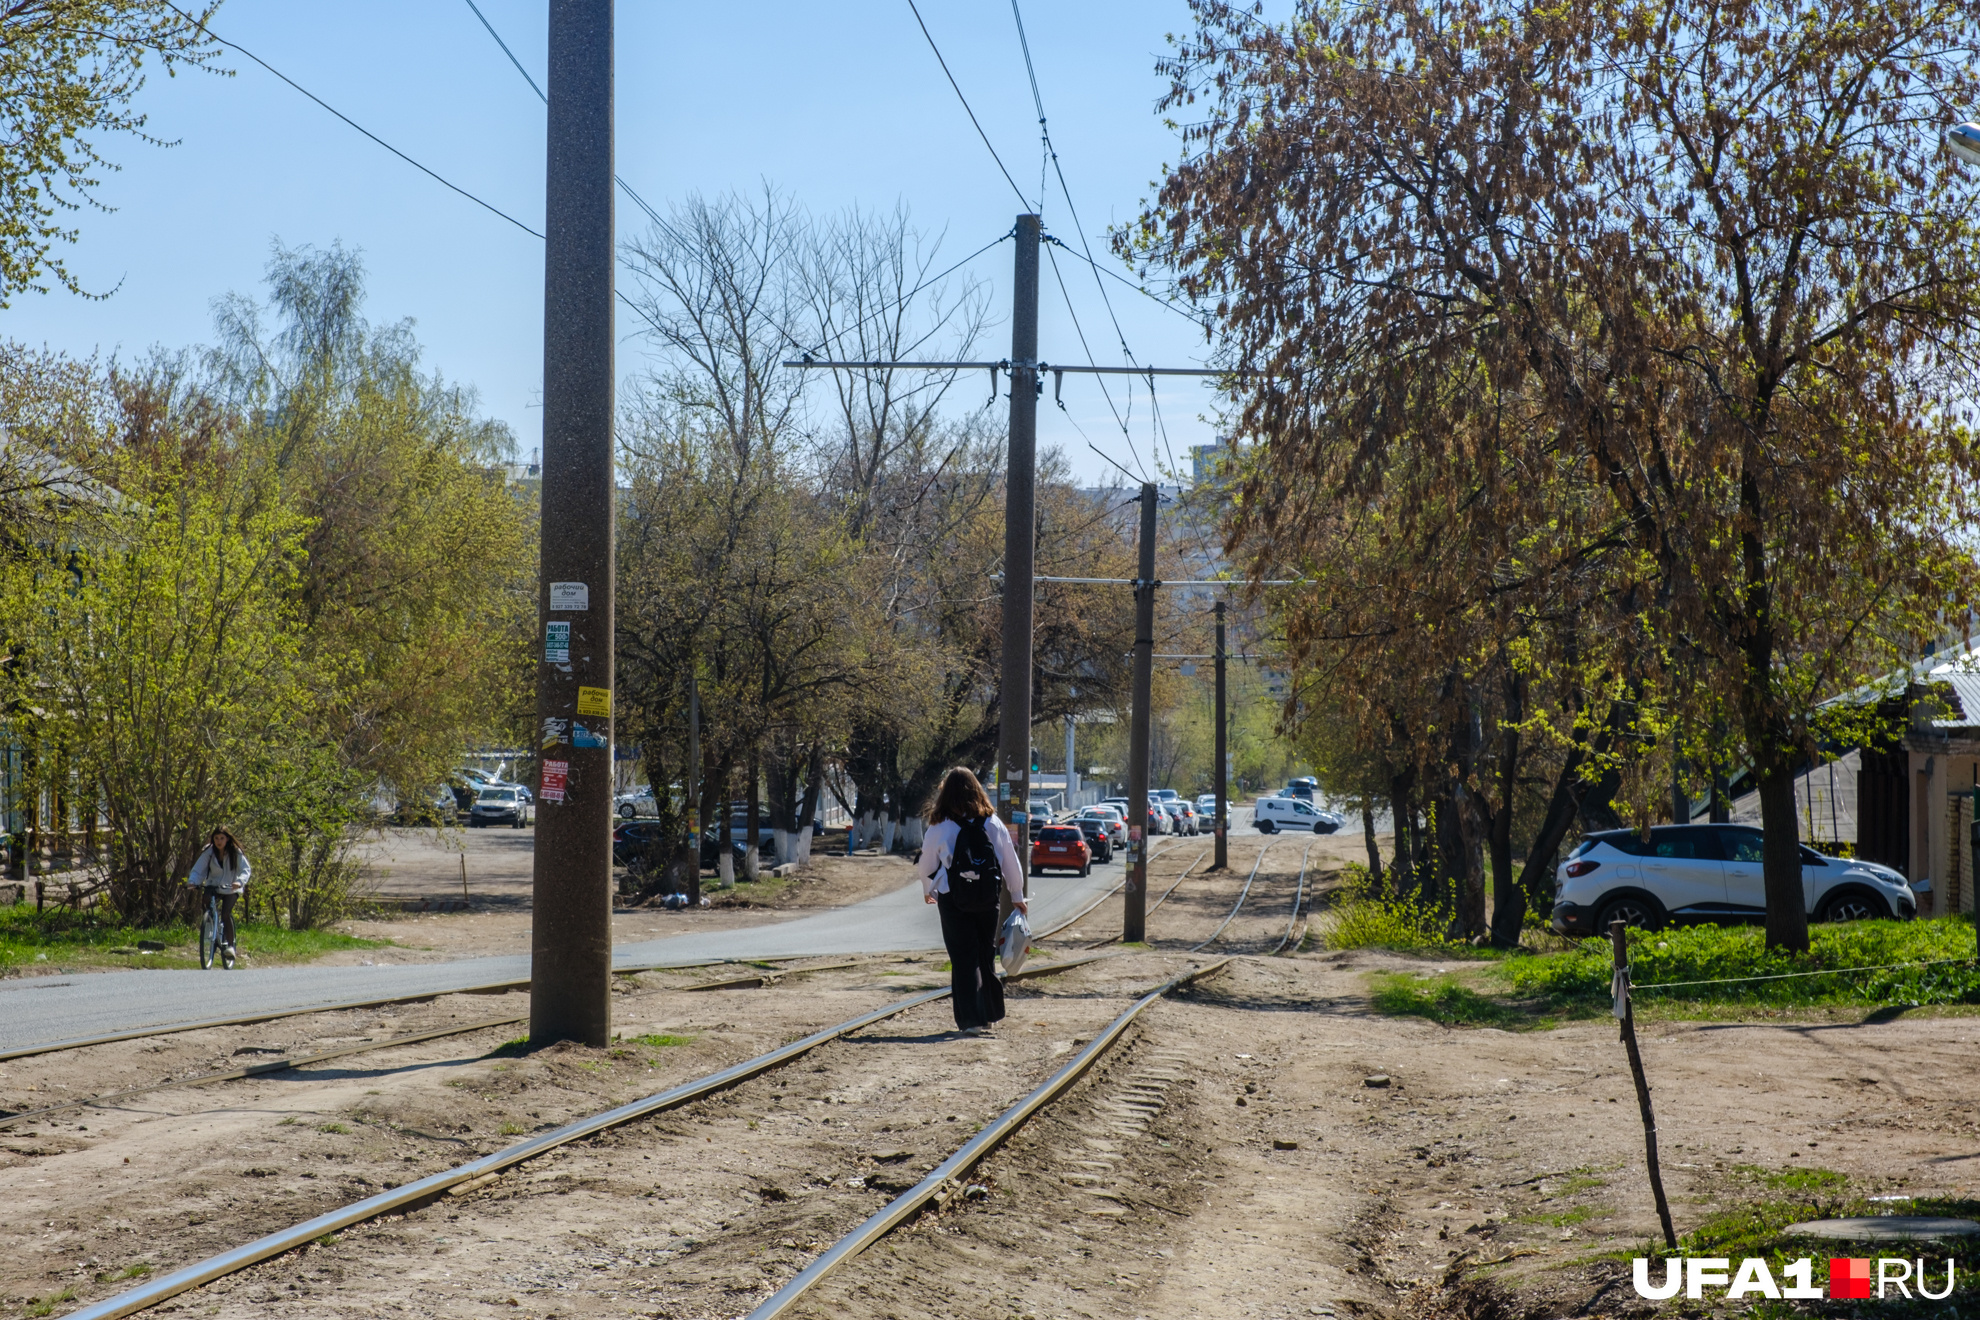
[925,767,994,825]
[209,828,241,869]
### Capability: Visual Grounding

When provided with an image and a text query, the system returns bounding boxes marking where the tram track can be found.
[53,952,1223,1320]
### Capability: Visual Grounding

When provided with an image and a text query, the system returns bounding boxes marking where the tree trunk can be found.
[1387,767,1416,898]
[1361,797,1382,882]
[1757,764,1809,951]
[1488,670,1525,947]
[744,751,761,881]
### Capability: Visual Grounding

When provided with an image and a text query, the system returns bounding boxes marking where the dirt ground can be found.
[8,833,1976,1319]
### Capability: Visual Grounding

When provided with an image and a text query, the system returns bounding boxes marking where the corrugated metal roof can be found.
[1728,747,1858,843]
[1925,658,1980,728]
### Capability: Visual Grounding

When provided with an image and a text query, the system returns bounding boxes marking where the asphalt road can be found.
[0,848,1139,1057]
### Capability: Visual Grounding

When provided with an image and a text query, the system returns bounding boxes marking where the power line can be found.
[904,0,1031,208]
[1045,239,1147,480]
[1046,234,1212,333]
[459,0,668,230]
[167,5,543,241]
[1010,0,1049,212]
[788,228,1013,362]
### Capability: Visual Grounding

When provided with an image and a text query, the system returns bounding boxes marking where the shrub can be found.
[1325,862,1472,952]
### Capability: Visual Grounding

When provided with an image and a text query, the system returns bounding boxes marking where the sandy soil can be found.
[9,831,1971,1319]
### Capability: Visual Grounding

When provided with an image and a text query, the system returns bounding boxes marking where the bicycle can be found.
[198,888,235,970]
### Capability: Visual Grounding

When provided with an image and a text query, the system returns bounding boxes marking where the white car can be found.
[1252,796,1336,834]
[1078,805,1128,845]
[1194,793,1218,815]
[470,785,533,828]
[1551,824,1918,935]
[616,786,658,819]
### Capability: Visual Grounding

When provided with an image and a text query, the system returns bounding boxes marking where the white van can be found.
[1253,796,1335,834]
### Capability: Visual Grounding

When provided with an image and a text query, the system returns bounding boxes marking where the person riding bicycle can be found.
[187,828,251,968]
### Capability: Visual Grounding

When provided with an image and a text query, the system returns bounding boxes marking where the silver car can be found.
[470,785,534,828]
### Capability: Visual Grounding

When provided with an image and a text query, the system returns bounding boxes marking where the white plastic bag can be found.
[999,908,1032,976]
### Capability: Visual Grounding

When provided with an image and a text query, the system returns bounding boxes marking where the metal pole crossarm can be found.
[997,575,1308,587]
[782,357,1239,378]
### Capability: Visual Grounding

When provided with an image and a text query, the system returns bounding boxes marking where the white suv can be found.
[1253,796,1334,834]
[1551,824,1917,935]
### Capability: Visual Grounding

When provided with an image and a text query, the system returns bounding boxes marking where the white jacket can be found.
[913,815,1025,902]
[188,845,252,892]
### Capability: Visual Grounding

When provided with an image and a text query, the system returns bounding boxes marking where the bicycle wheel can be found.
[200,894,219,969]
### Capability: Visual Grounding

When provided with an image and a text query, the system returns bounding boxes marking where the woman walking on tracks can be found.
[188,828,252,968]
[915,768,1026,1036]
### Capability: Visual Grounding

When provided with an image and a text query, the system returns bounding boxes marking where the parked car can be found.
[396,785,458,826]
[1077,805,1128,845]
[1252,795,1336,834]
[1072,815,1115,862]
[1550,824,1918,935]
[612,819,672,872]
[1147,803,1170,835]
[1174,801,1202,836]
[1153,788,1179,804]
[470,785,533,828]
[1031,824,1092,876]
[616,786,658,819]
[1194,793,1219,816]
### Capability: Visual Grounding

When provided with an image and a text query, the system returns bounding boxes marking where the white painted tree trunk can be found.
[795,825,813,863]
[717,848,734,888]
[742,843,759,882]
[881,816,897,854]
[772,828,791,865]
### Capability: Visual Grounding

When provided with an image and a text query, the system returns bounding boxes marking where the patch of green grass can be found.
[24,1286,78,1317]
[0,903,384,974]
[1731,1163,1847,1192]
[497,1121,528,1136]
[1517,1204,1606,1228]
[1545,1174,1608,1197]
[1501,918,1980,1010]
[317,1122,350,1135]
[632,1033,693,1049]
[1369,972,1555,1029]
[94,1262,151,1284]
[488,1036,533,1058]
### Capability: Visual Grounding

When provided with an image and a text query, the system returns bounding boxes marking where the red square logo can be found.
[1830,1258,1872,1299]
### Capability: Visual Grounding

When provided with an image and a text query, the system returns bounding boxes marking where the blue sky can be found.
[1,1,1229,486]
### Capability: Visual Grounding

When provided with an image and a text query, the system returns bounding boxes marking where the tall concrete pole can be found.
[1214,598,1229,871]
[998,215,1041,891]
[530,0,614,1048]
[1124,482,1157,941]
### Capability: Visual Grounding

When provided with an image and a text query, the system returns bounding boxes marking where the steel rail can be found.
[1032,838,1179,942]
[1084,846,1212,948]
[0,1013,529,1131]
[1188,843,1273,952]
[0,956,809,1063]
[1266,841,1317,956]
[744,958,1235,1320]
[59,952,1123,1320]
[62,987,955,1320]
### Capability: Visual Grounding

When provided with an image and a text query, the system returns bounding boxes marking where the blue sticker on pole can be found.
[571,722,607,749]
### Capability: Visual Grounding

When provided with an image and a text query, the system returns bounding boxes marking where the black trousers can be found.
[936,890,1005,1030]
[210,891,238,945]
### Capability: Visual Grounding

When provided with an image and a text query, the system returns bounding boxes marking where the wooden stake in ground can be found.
[1610,919,1677,1248]
[461,853,470,903]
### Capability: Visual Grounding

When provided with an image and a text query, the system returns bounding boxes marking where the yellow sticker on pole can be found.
[576,686,611,717]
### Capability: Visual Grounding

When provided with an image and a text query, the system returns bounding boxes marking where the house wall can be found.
[1904,742,1980,918]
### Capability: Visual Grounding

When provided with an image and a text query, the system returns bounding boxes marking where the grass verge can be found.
[1362,917,1980,1028]
[0,902,386,974]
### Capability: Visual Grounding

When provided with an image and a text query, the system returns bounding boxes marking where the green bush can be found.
[1500,918,1980,1008]
[1325,862,1472,953]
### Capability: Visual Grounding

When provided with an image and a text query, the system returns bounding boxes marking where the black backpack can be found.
[947,814,1004,912]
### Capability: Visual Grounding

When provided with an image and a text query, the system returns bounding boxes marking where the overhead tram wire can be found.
[905,0,1032,209]
[1045,235,1146,480]
[167,6,543,242]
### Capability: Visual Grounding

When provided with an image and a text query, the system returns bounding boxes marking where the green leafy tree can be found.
[0,1,223,303]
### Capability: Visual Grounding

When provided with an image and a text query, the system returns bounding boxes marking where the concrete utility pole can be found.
[1123,481,1157,941]
[1214,599,1229,871]
[530,0,615,1048]
[997,214,1041,888]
